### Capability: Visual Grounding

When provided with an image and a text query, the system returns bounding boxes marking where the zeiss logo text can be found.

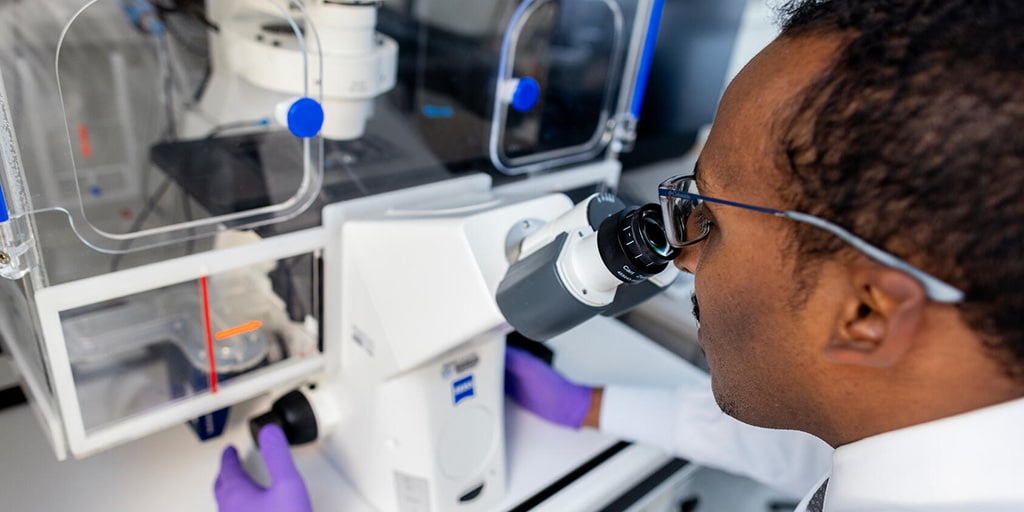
[452,375,475,405]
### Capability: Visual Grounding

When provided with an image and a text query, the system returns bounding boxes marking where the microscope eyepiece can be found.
[639,208,674,258]
[596,203,680,283]
[497,197,681,341]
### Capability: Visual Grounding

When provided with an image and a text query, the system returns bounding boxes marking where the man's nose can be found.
[673,243,702,274]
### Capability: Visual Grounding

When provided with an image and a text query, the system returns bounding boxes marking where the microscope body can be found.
[256,174,679,512]
[315,181,575,511]
[192,0,397,139]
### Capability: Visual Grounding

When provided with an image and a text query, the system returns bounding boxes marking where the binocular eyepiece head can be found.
[597,203,679,284]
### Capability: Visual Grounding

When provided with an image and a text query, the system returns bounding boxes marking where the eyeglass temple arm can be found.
[657,189,964,303]
[783,211,964,303]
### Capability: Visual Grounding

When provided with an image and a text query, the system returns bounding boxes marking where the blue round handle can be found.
[511,77,540,112]
[287,97,324,138]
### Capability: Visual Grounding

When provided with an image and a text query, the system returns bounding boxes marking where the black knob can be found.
[249,389,318,446]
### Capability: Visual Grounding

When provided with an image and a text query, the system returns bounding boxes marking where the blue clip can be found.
[511,77,540,112]
[287,98,324,139]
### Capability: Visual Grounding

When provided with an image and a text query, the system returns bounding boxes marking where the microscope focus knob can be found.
[249,389,319,446]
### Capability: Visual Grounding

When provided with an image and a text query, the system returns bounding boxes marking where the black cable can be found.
[159,36,177,140]
[192,64,211,101]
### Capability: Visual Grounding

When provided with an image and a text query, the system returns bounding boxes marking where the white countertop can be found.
[0,316,704,511]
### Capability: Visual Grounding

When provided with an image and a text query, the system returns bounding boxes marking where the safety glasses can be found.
[658,174,964,303]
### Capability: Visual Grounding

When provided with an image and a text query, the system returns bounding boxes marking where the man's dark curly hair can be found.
[773,0,1024,379]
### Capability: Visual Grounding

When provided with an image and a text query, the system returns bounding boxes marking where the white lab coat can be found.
[821,395,1024,511]
[599,370,833,499]
[600,362,1024,511]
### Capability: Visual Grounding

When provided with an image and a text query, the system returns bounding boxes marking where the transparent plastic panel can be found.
[59,253,320,433]
[0,278,51,400]
[0,277,66,457]
[490,0,630,173]
[7,0,323,255]
[381,0,643,176]
[1,0,653,284]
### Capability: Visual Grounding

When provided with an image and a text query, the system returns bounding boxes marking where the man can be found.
[216,1,1024,510]
[509,0,1024,510]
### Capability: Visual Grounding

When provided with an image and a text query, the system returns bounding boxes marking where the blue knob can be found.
[511,77,540,112]
[287,98,324,138]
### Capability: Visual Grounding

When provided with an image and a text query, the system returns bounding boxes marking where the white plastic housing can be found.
[197,0,397,140]
[321,177,574,511]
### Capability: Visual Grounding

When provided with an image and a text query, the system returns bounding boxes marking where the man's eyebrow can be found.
[693,159,710,194]
[691,160,721,217]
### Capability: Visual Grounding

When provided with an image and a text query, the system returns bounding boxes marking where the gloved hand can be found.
[504,345,594,428]
[215,424,313,512]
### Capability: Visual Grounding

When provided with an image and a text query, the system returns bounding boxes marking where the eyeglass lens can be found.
[661,177,708,248]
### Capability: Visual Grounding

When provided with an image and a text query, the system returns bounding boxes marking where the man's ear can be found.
[824,261,927,368]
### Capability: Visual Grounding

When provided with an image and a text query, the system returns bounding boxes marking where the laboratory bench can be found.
[0,315,792,512]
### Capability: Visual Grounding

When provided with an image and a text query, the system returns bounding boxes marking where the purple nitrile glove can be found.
[215,424,313,512]
[504,345,593,428]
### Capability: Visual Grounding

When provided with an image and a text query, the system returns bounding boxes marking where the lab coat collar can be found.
[826,396,1024,511]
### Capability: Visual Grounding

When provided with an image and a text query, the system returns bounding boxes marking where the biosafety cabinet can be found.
[0,0,663,475]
